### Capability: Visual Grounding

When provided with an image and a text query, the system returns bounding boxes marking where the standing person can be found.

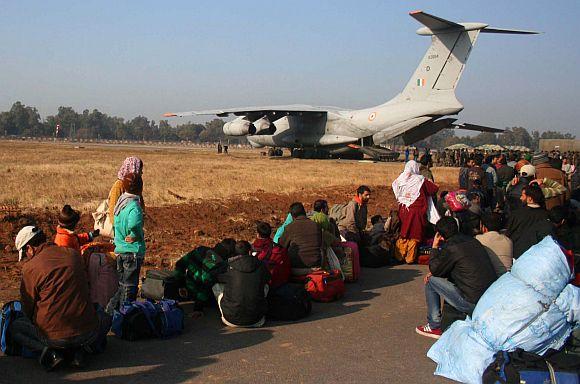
[532,152,567,209]
[506,184,553,259]
[12,227,109,371]
[419,155,434,182]
[405,147,410,163]
[392,160,439,264]
[106,173,145,314]
[415,217,496,339]
[495,154,515,210]
[54,205,99,252]
[467,157,489,192]
[108,156,144,228]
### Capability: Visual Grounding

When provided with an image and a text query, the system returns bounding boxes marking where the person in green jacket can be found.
[106,173,145,314]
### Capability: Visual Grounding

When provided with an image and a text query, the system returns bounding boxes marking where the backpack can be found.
[112,300,183,341]
[266,283,312,321]
[1,301,38,358]
[329,203,349,225]
[258,243,291,290]
[304,270,345,303]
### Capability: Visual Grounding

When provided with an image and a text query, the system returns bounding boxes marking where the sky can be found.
[1,0,579,135]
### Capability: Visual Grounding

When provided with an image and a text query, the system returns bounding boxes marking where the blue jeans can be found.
[425,276,475,329]
[106,253,143,314]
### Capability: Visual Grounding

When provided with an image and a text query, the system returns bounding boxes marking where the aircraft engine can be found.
[223,117,254,136]
[250,117,270,134]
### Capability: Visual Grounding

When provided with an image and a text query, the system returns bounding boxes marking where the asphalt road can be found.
[0,265,453,384]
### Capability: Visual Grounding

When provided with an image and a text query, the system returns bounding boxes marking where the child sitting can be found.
[54,205,99,251]
[213,241,270,328]
[252,222,291,290]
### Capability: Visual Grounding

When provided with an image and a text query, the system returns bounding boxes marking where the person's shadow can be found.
[1,318,274,384]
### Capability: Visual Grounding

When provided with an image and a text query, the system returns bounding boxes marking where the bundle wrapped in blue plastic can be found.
[427,236,580,384]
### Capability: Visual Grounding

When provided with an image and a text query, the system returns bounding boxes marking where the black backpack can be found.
[267,283,312,321]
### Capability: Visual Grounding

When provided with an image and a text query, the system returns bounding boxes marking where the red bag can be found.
[445,190,469,212]
[340,241,360,282]
[305,270,345,303]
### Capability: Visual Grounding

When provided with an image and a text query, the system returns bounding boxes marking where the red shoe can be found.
[415,324,442,339]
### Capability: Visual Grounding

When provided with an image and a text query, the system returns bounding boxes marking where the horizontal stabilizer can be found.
[454,123,504,133]
[409,10,462,30]
[481,27,540,35]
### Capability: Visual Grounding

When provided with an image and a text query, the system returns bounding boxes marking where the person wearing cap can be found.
[54,205,99,252]
[106,172,146,314]
[532,152,567,209]
[108,156,145,227]
[11,226,109,371]
[506,164,536,212]
[506,184,553,259]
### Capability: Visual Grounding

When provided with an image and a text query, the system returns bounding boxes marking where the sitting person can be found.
[11,226,110,371]
[252,222,291,290]
[336,186,371,243]
[476,212,513,276]
[415,217,496,339]
[310,199,340,248]
[279,202,323,273]
[54,205,99,252]
[456,192,482,236]
[213,241,270,328]
[506,184,553,259]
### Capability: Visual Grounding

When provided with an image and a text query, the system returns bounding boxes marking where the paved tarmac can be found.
[0,265,453,383]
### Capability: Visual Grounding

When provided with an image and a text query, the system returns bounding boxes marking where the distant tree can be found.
[471,132,497,147]
[176,122,204,141]
[159,120,179,142]
[540,130,576,140]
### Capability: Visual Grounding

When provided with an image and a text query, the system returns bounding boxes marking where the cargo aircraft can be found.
[165,11,538,159]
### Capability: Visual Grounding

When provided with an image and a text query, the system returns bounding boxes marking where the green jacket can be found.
[113,199,145,255]
[174,247,226,304]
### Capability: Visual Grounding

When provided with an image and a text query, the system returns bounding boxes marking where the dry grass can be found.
[0,141,458,210]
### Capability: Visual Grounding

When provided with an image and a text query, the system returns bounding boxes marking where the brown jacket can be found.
[20,243,97,341]
[279,216,322,268]
[339,199,368,235]
[535,163,567,209]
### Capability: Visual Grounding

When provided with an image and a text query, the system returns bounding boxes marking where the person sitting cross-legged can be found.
[415,217,497,339]
[11,226,110,371]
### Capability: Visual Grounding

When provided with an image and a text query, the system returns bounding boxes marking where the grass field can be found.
[0,140,458,210]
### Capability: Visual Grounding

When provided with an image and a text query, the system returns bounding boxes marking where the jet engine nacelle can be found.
[223,117,254,136]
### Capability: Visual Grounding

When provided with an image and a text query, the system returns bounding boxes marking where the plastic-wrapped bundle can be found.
[427,236,580,384]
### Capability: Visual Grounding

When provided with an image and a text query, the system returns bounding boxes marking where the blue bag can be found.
[112,300,183,341]
[1,301,39,358]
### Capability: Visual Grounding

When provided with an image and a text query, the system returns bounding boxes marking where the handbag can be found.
[92,199,114,238]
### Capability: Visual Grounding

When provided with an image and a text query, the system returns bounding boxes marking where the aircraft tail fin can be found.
[397,11,538,102]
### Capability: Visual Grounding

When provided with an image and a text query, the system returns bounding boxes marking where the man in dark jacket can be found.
[11,226,110,371]
[215,241,270,327]
[415,217,496,339]
[279,202,323,270]
[506,184,553,259]
[467,157,489,192]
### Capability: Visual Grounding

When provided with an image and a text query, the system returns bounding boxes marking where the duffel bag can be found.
[360,244,390,268]
[140,269,186,301]
[112,300,184,341]
[340,241,360,282]
[267,283,312,321]
[305,270,345,303]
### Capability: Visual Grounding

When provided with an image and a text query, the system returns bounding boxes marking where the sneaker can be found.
[39,347,65,372]
[415,324,442,339]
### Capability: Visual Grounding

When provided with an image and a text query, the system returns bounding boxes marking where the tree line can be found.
[0,101,575,147]
[0,101,244,143]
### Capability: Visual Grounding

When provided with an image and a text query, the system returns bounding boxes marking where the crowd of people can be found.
[5,147,580,373]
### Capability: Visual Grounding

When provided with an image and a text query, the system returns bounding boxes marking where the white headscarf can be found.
[391,160,425,208]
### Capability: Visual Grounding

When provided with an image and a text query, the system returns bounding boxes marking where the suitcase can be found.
[140,270,187,301]
[340,241,360,282]
[81,242,118,308]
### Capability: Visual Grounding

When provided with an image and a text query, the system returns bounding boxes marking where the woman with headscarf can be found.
[392,160,439,264]
[108,156,145,227]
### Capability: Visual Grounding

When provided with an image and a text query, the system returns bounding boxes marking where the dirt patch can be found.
[0,183,454,303]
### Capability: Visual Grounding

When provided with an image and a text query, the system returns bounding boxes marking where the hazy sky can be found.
[1,1,579,135]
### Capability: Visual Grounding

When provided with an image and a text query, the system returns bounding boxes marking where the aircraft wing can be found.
[453,123,504,133]
[164,104,334,118]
